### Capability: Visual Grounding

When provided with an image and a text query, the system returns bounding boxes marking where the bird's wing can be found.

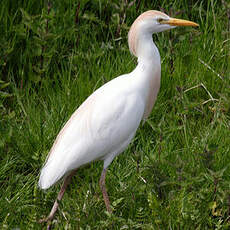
[39,75,145,189]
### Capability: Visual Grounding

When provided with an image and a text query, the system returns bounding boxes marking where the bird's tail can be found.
[38,158,66,190]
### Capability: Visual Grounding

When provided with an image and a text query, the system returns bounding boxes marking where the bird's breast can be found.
[91,86,145,144]
[142,65,161,120]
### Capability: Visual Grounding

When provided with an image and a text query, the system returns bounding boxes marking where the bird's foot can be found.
[38,198,59,226]
[38,216,53,230]
[38,216,52,223]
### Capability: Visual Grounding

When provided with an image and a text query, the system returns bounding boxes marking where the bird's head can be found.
[128,10,199,57]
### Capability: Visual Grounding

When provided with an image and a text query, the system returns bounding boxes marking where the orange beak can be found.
[161,18,199,27]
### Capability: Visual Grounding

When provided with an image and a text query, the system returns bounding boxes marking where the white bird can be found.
[39,10,198,223]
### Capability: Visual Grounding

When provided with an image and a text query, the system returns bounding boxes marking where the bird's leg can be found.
[99,168,112,213]
[39,169,77,225]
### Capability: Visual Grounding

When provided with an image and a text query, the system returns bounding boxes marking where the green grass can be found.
[1,0,230,229]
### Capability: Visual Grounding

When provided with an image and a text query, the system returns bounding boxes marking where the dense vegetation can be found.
[1,0,230,229]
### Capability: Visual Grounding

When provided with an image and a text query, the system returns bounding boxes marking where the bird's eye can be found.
[158,18,164,23]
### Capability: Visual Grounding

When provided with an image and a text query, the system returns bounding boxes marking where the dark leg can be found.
[99,168,112,213]
[39,169,77,227]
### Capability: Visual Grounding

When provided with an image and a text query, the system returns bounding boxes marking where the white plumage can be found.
[39,73,146,189]
[38,10,198,224]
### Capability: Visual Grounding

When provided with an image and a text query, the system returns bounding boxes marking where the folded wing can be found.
[38,75,145,189]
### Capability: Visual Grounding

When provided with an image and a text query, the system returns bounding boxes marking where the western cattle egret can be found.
[39,10,198,223]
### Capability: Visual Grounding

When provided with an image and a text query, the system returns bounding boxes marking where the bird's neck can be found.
[136,33,161,65]
[133,34,161,120]
[135,35,161,82]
